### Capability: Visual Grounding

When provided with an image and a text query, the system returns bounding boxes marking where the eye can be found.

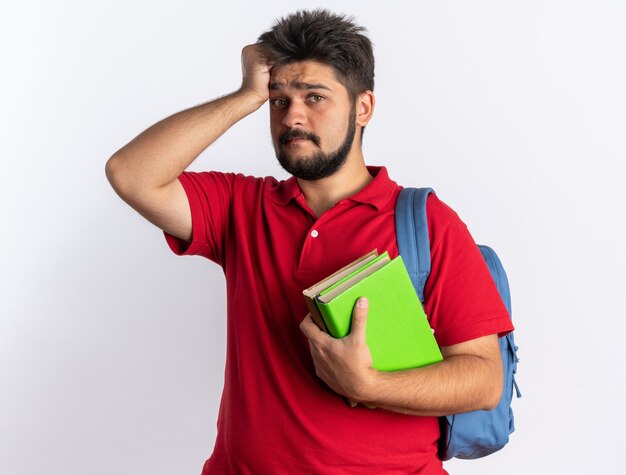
[270,97,288,108]
[307,94,325,103]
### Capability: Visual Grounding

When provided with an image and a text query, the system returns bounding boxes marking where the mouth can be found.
[280,129,320,148]
[284,137,310,146]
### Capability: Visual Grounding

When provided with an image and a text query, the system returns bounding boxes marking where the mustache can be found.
[280,129,321,147]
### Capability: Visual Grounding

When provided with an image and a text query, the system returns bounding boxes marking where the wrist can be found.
[235,87,268,111]
[351,367,379,403]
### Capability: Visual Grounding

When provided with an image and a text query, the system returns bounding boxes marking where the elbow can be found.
[480,369,504,411]
[105,154,121,189]
[473,386,501,412]
[105,153,133,200]
[481,390,501,412]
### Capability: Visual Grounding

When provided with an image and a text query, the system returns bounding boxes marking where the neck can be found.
[297,149,373,218]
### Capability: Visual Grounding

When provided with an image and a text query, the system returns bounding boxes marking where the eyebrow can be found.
[269,81,332,91]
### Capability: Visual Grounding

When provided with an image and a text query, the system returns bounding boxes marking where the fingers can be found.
[241,44,271,71]
[300,313,326,340]
[299,313,313,335]
[240,44,272,101]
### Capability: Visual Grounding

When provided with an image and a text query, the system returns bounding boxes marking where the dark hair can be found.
[257,9,375,102]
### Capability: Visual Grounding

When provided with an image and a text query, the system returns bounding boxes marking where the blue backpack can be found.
[395,187,521,460]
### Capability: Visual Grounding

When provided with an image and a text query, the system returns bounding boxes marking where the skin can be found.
[105,43,503,416]
[300,300,502,415]
[269,61,357,182]
[268,59,375,216]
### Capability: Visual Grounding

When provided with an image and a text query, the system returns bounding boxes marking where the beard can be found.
[275,106,357,181]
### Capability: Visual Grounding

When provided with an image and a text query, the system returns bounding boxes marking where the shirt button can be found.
[311,230,319,238]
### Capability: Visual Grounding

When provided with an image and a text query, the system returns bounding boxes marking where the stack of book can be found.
[303,249,443,372]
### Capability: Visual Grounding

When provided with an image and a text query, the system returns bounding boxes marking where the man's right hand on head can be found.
[240,44,273,104]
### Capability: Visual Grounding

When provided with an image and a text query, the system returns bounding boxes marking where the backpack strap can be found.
[395,187,435,303]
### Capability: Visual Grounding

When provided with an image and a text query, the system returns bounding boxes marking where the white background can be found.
[2,0,625,473]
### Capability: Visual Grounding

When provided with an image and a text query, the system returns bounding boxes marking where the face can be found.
[269,61,357,181]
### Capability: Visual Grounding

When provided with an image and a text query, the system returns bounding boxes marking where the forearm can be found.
[105,89,264,194]
[301,304,504,418]
[357,351,502,417]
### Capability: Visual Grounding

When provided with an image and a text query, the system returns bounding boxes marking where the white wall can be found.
[2,1,624,473]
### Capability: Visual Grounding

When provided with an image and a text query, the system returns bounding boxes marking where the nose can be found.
[281,99,307,129]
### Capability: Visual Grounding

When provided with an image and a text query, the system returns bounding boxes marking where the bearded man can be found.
[106,9,513,474]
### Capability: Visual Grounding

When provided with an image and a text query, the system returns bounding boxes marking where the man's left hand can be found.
[299,297,376,401]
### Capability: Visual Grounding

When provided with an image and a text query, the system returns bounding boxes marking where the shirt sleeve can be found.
[423,194,514,347]
[163,171,243,266]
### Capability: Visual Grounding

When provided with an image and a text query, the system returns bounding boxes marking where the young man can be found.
[106,10,513,474]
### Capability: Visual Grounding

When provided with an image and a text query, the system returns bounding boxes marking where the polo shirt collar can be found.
[269,175,301,206]
[269,166,397,211]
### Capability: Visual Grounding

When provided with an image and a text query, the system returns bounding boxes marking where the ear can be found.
[356,91,375,127]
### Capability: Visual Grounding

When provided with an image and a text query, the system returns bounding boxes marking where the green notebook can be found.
[312,250,443,372]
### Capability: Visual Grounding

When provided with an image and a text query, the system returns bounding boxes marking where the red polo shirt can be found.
[165,166,513,475]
